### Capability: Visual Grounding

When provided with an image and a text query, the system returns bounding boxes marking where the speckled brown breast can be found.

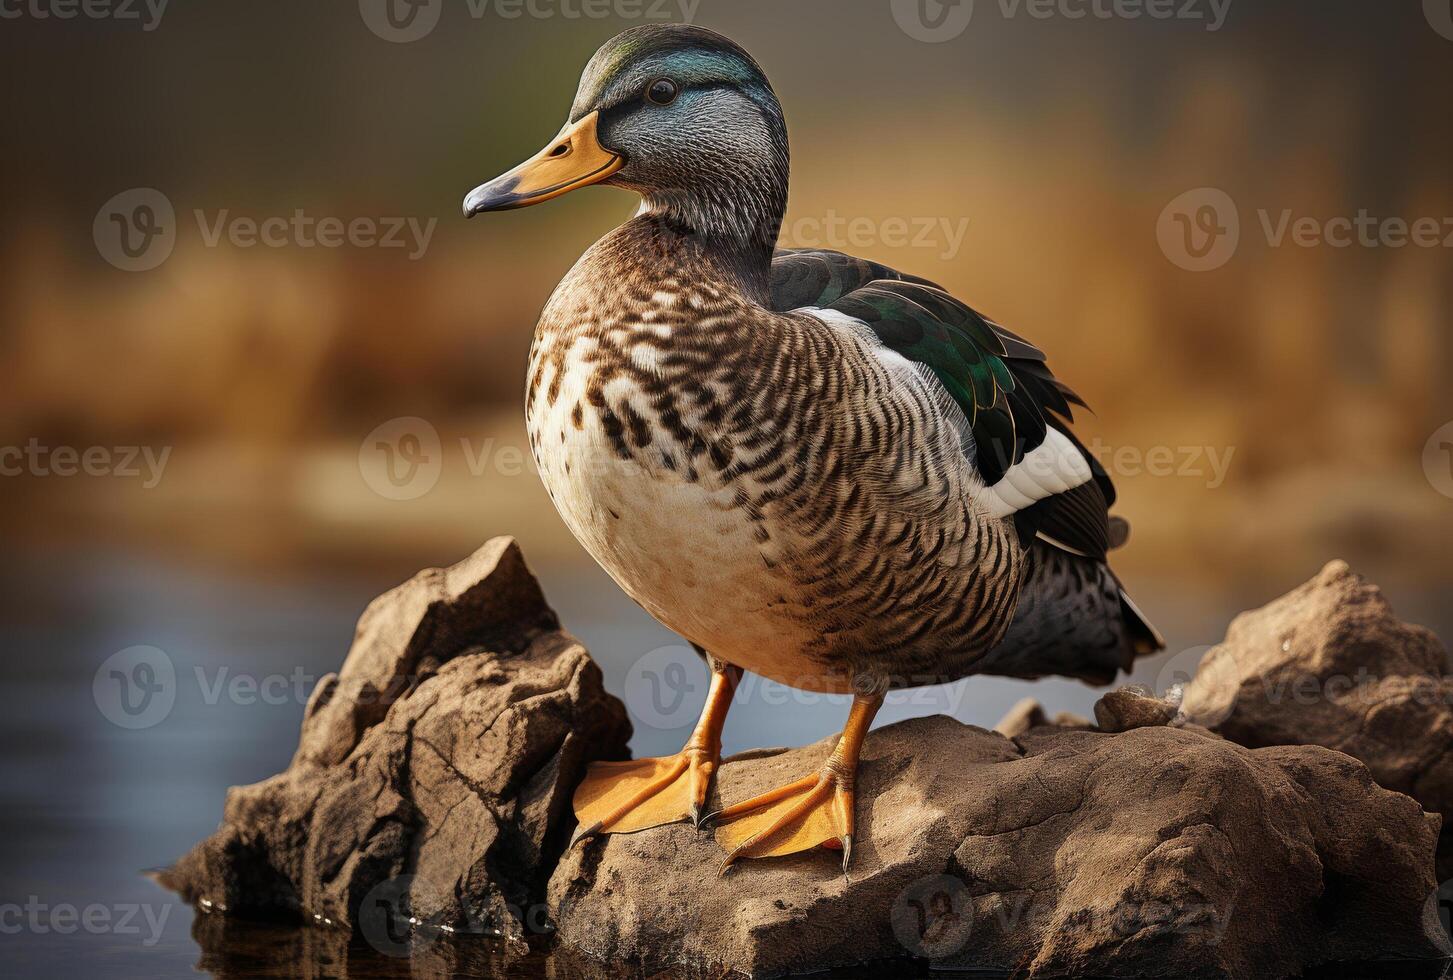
[524,215,1025,690]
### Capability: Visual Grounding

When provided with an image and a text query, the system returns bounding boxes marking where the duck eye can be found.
[645,78,678,106]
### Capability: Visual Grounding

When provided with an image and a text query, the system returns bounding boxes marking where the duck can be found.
[462,24,1163,872]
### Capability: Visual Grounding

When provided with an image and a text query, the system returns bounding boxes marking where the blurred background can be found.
[2,0,1451,976]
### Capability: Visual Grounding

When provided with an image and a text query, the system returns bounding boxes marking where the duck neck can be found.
[636,172,787,305]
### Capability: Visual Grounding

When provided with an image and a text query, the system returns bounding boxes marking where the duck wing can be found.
[769,246,1114,562]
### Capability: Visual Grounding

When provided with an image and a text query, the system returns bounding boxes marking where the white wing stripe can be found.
[977,426,1093,518]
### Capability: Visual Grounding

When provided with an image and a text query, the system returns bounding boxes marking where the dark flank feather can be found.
[975,541,1160,683]
[1017,476,1111,559]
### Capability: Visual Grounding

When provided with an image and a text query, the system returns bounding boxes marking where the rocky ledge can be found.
[555,716,1443,978]
[163,540,1453,978]
[1179,560,1453,879]
[159,538,631,945]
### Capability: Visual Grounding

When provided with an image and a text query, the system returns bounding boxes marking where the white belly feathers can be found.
[526,334,820,682]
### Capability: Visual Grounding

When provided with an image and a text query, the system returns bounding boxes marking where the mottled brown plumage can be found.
[527,215,1025,690]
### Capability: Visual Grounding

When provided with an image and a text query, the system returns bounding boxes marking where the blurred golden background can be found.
[4,0,1451,596]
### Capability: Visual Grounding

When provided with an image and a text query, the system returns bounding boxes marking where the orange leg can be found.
[710,692,883,873]
[571,661,741,844]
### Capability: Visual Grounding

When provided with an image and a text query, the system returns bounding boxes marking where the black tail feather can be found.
[974,541,1162,685]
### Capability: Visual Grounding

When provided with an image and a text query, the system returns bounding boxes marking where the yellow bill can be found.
[462,111,623,216]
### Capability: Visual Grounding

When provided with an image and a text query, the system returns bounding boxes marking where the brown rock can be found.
[161,538,631,944]
[994,699,1095,738]
[549,716,1446,978]
[1093,685,1179,732]
[1180,560,1453,873]
[163,544,1452,977]
[994,697,1048,737]
[292,537,568,768]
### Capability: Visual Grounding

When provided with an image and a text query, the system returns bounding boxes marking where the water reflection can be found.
[187,908,1008,979]
[182,910,1451,980]
[189,912,541,980]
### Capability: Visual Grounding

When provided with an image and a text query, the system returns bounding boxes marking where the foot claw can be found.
[709,692,879,869]
[711,772,854,866]
[570,750,715,839]
[570,820,603,848]
[571,665,737,840]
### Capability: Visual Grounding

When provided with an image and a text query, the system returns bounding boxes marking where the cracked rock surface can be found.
[550,715,1447,978]
[1181,560,1453,875]
[160,538,631,943]
[164,545,1452,978]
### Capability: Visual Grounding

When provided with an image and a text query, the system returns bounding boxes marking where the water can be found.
[2,542,1448,978]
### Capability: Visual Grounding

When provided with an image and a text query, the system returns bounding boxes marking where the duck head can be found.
[463,25,789,259]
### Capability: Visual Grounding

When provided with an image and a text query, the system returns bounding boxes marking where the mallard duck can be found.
[463,24,1163,872]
